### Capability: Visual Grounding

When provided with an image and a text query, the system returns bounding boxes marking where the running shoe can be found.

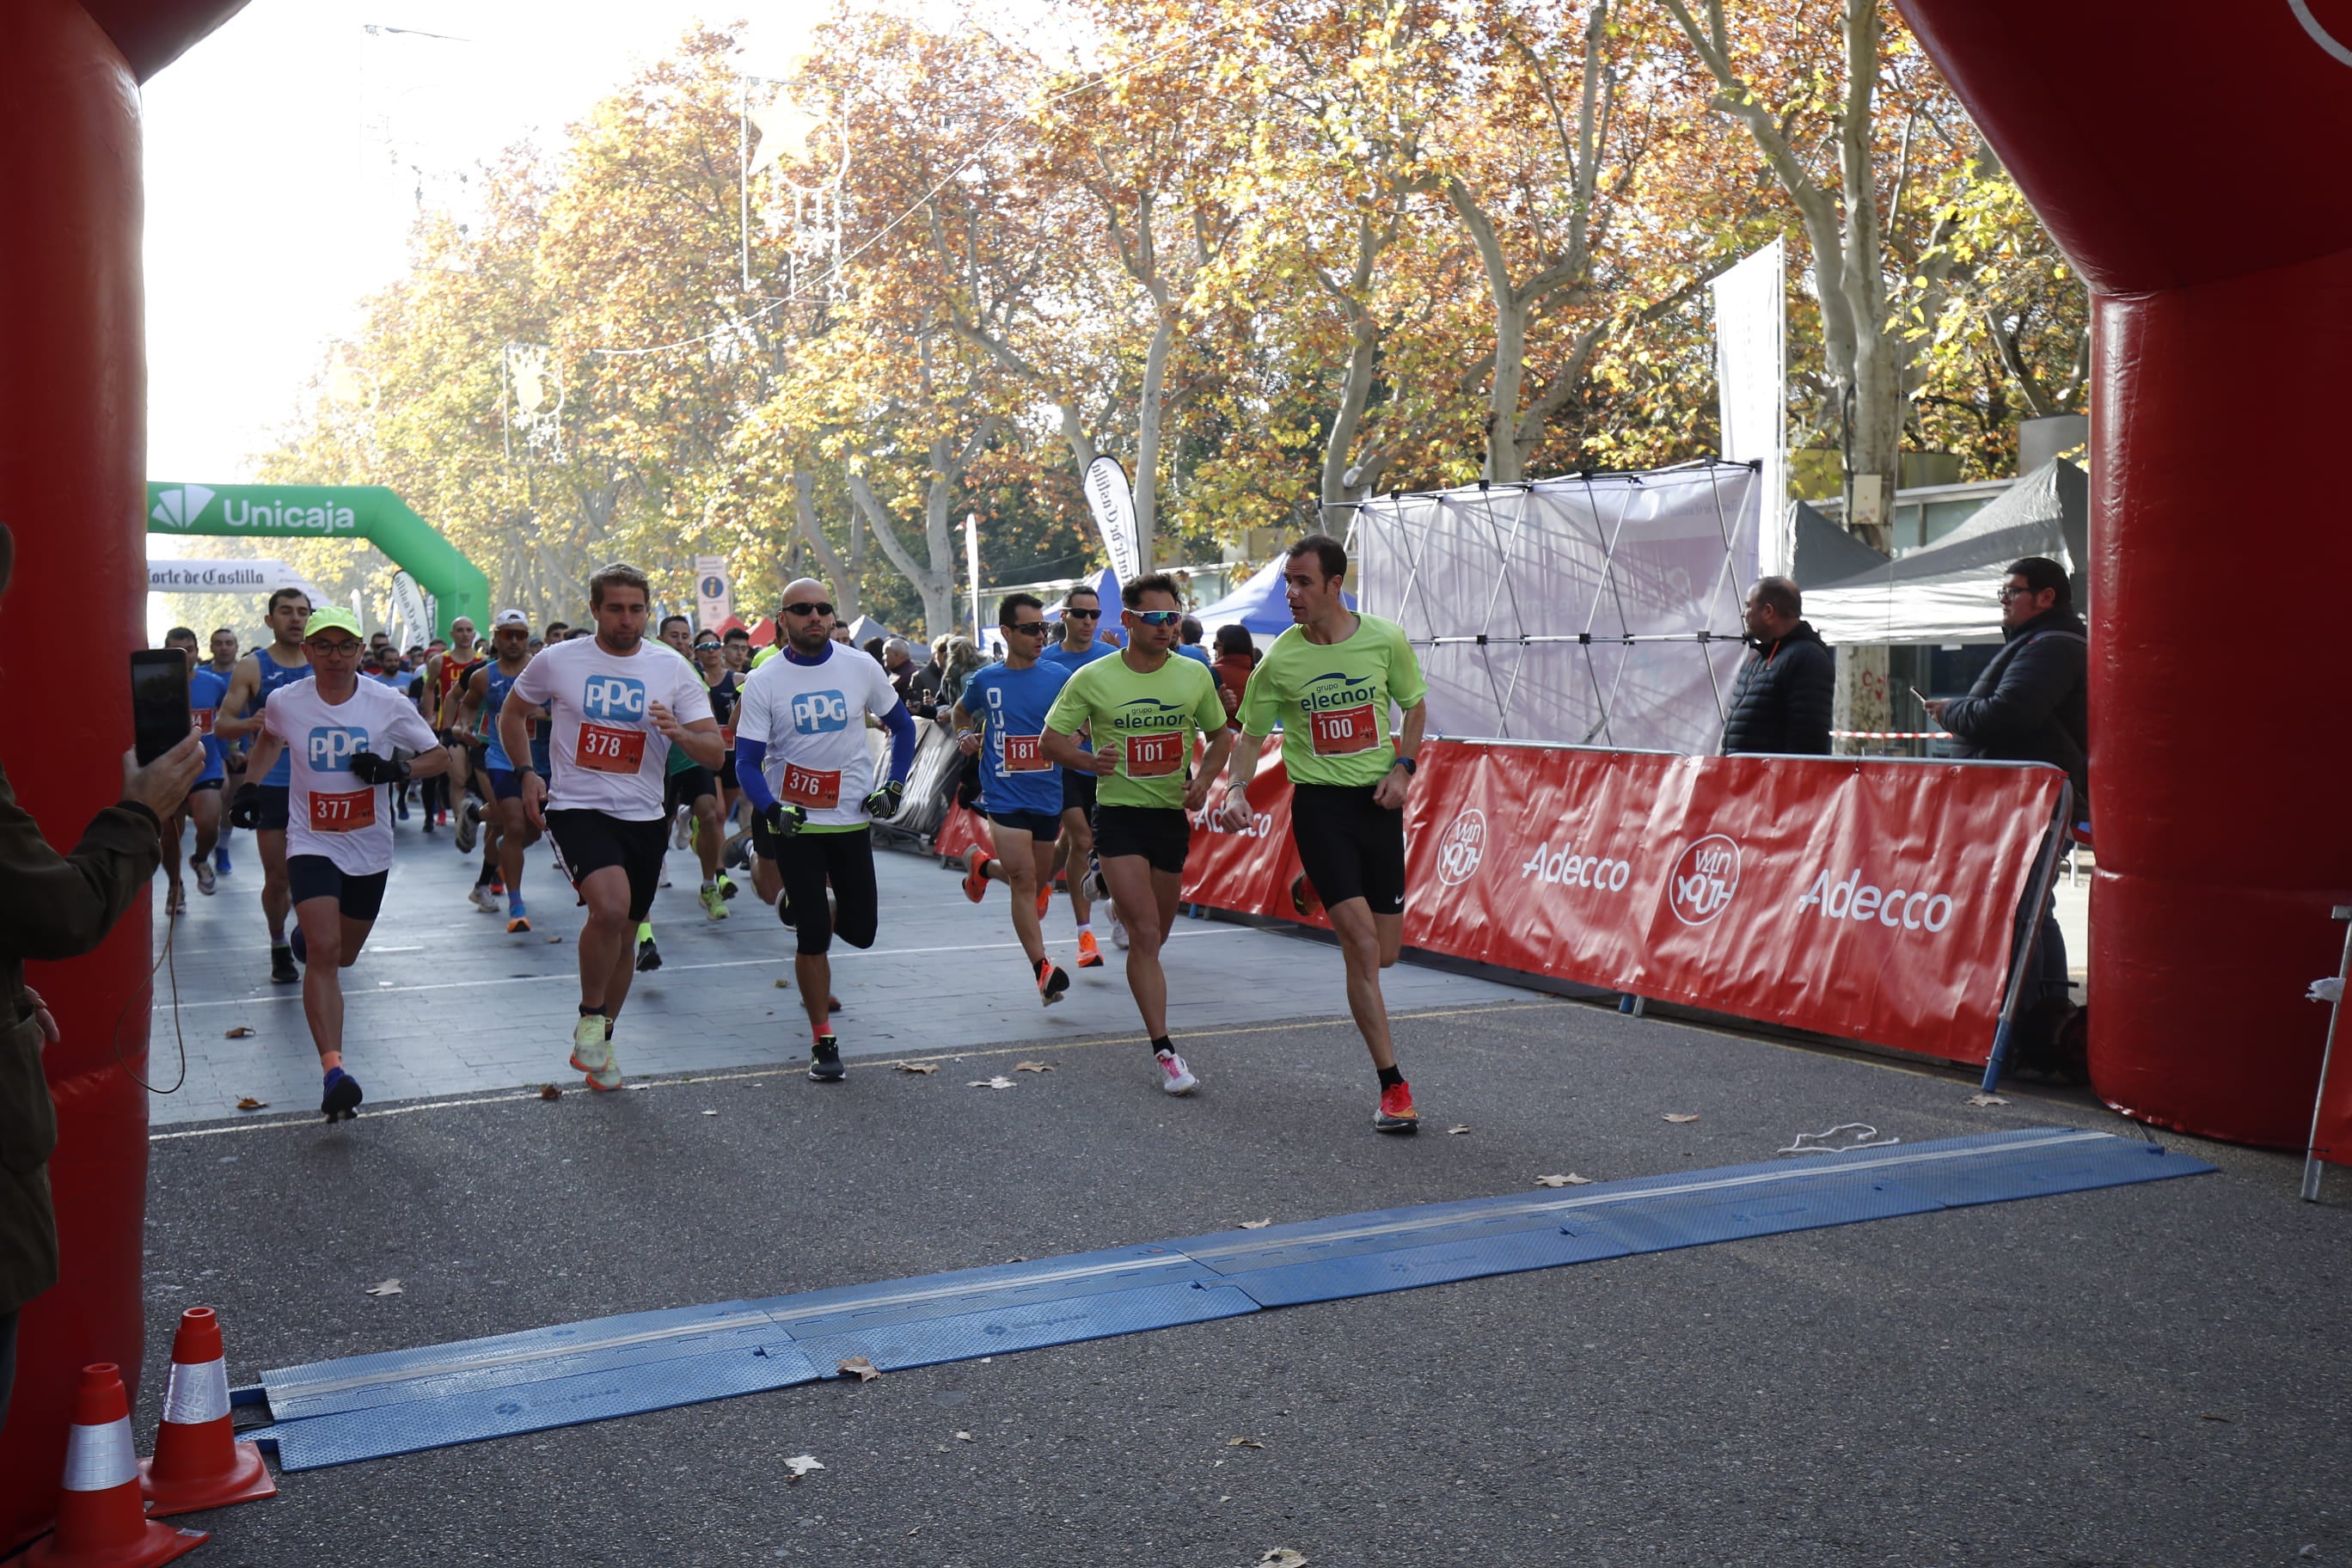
[1080,862,1109,904]
[321,1066,363,1124]
[671,805,693,851]
[636,934,663,972]
[214,845,232,874]
[1037,959,1070,1007]
[1035,887,1051,919]
[271,942,299,984]
[469,882,501,915]
[700,882,728,921]
[1373,1081,1419,1134]
[506,895,531,934]
[1075,929,1104,969]
[1290,872,1322,920]
[1110,909,1130,951]
[961,846,993,903]
[454,798,481,854]
[658,861,672,889]
[586,1031,623,1092]
[808,1034,847,1082]
[165,884,187,916]
[193,861,217,897]
[568,1014,613,1077]
[716,871,740,901]
[1155,1049,1197,1095]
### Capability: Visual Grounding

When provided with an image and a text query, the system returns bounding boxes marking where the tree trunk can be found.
[1485,295,1532,484]
[1133,309,1173,571]
[1320,303,1382,531]
[788,469,858,624]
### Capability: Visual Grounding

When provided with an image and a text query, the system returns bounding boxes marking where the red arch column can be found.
[0,0,156,1549]
[1896,0,2352,1143]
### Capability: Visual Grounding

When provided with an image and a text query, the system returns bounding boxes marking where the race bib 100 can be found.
[1309,702,1378,756]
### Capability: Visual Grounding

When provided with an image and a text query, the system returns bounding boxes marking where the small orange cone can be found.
[25,1364,206,1567]
[140,1307,277,1516]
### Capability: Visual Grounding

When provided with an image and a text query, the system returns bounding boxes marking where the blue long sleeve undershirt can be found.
[734,701,919,816]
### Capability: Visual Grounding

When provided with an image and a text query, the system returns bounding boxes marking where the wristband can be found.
[1391,756,1417,775]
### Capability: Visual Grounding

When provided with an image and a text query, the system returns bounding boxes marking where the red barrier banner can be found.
[1174,738,2064,1066]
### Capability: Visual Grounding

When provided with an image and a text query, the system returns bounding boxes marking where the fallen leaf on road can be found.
[1966,1093,2009,1107]
[896,1062,939,1075]
[1014,1061,1055,1073]
[1254,1552,1308,1568]
[224,1026,255,1039]
[1447,1124,1472,1135]
[1239,1218,1273,1229]
[1534,1173,1594,1188]
[774,978,791,989]
[1227,1436,1264,1449]
[235,1097,267,1111]
[545,935,562,943]
[782,1454,824,1479]
[836,1357,880,1382]
[968,1076,1018,1090]
[364,1279,403,1297]
[539,1084,561,1101]
[1663,1113,1700,1124]
[954,1430,974,1442]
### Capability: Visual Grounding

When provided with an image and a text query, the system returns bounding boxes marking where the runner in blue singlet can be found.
[216,587,314,983]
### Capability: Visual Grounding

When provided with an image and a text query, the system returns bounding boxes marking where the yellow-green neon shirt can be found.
[1236,613,1428,788]
[1043,650,1227,811]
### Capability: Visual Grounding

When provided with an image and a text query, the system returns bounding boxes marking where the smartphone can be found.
[1907,685,1930,707]
[132,650,192,764]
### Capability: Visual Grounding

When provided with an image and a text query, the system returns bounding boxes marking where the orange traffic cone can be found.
[24,1364,207,1567]
[140,1307,277,1516]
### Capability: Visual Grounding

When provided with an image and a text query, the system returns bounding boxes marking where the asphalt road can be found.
[113,975,2352,1568]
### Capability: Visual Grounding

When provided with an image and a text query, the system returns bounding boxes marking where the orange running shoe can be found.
[961,845,993,903]
[1373,1081,1418,1134]
[1036,886,1052,919]
[1075,929,1104,968]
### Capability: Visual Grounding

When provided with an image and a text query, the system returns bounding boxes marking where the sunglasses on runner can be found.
[1007,621,1049,635]
[1130,609,1182,627]
[782,602,836,618]
[1063,607,1100,620]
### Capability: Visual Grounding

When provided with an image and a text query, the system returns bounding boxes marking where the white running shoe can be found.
[671,805,693,851]
[567,1014,613,1077]
[1155,1049,1197,1095]
[1110,907,1130,951]
[469,884,501,914]
[585,1046,623,1092]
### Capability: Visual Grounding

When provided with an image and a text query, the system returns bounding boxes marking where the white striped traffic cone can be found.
[25,1363,207,1567]
[139,1307,277,1516]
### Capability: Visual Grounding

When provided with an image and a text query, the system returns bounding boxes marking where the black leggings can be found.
[775,828,879,957]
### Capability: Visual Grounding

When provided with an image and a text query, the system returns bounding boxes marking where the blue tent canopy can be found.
[1192,557,1353,639]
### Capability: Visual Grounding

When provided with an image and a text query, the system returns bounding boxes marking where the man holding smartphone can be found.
[236,609,450,1122]
[158,627,227,912]
[214,588,314,984]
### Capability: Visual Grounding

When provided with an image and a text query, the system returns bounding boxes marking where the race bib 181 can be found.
[1001,733,1049,772]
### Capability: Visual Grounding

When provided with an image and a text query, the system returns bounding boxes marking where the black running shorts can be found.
[772,828,879,957]
[986,810,1061,841]
[285,854,389,921]
[665,765,716,812]
[257,784,291,831]
[1092,804,1191,877]
[1289,782,1406,916]
[1059,767,1097,817]
[546,810,667,922]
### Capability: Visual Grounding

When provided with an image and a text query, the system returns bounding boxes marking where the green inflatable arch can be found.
[145,481,491,640]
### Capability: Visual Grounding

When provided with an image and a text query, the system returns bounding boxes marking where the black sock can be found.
[1032,955,1047,976]
[579,1004,604,1018]
[478,849,498,883]
[1151,1035,1173,1057]
[1377,1065,1405,1090]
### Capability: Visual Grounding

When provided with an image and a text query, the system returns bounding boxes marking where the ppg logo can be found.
[790,690,850,733]
[307,726,370,772]
[583,676,647,721]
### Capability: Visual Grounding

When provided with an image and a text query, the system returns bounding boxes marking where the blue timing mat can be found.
[249,1128,2209,1469]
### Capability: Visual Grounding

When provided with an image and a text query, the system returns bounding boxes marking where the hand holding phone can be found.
[131,650,192,764]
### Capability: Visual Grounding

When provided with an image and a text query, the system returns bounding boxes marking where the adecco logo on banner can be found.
[1797,868,1956,933]
[1435,809,1486,886]
[1520,842,1631,892]
[1668,834,1741,925]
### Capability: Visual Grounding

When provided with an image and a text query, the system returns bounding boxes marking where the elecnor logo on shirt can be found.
[307,726,370,771]
[583,676,647,721]
[791,690,850,733]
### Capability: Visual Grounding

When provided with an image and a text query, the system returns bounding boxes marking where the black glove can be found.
[228,783,262,830]
[863,780,904,822]
[349,750,410,785]
[763,800,806,839]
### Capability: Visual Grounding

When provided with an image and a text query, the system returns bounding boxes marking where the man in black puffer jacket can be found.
[1719,576,1834,756]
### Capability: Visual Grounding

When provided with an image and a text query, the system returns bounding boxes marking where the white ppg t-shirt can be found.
[261,678,442,876]
[509,637,714,821]
[736,644,903,827]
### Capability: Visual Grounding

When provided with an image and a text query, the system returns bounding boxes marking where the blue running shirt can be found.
[958,661,1071,818]
[252,651,313,786]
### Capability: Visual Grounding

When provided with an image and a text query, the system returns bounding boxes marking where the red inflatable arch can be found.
[1896,0,2352,1143]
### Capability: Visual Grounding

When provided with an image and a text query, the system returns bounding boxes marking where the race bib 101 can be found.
[1124,729,1184,777]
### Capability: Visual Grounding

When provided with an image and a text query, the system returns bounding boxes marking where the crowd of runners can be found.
[156,534,1430,1134]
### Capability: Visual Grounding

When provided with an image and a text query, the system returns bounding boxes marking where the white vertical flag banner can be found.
[965,512,983,642]
[695,555,733,631]
[1712,238,1788,579]
[1082,456,1142,584]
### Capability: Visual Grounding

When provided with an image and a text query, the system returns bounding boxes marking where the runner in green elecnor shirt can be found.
[1044,573,1234,1098]
[1223,533,1430,1134]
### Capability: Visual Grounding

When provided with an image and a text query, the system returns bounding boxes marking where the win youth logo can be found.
[790,690,850,733]
[1435,809,1486,887]
[306,726,369,772]
[1667,834,1741,926]
[583,676,647,721]
[150,485,215,528]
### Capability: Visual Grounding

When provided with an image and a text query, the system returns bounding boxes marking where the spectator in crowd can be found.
[882,637,919,702]
[861,635,887,666]
[906,634,957,718]
[0,523,205,1422]
[1175,616,1216,676]
[723,625,753,671]
[1926,557,2088,1028]
[1211,624,1258,726]
[1719,576,1834,756]
[545,622,570,645]
[931,635,986,714]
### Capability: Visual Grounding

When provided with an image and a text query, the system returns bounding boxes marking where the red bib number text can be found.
[719,724,736,750]
[1124,729,1184,778]
[309,788,376,833]
[576,722,646,775]
[1309,702,1378,756]
[192,707,217,736]
[781,763,842,809]
[1001,733,1049,772]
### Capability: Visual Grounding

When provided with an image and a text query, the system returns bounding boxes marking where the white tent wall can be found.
[1350,462,1760,751]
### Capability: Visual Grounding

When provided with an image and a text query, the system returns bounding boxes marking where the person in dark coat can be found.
[1927,555,2088,1036]
[1719,576,1834,755]
[0,523,204,1423]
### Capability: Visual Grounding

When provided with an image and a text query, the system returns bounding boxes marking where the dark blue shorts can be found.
[986,810,1062,841]
[286,854,389,921]
[257,784,291,831]
[487,767,524,801]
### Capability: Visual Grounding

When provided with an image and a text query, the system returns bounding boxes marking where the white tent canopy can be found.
[1805,460,2087,646]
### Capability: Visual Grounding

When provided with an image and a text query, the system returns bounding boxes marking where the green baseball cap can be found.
[303,608,364,643]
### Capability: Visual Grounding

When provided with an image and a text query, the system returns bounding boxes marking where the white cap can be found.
[493,609,530,629]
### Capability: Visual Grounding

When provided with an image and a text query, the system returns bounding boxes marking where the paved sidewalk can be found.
[148,814,1521,1124]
